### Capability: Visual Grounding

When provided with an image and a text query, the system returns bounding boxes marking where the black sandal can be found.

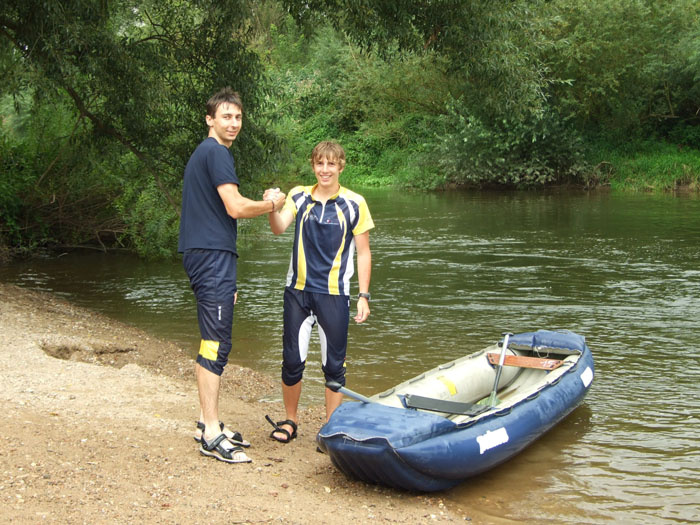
[194,421,251,448]
[199,433,252,464]
[265,415,298,443]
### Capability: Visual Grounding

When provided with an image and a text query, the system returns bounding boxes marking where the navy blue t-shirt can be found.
[178,137,240,254]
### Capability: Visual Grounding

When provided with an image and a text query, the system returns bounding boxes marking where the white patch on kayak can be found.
[580,366,593,387]
[477,427,509,455]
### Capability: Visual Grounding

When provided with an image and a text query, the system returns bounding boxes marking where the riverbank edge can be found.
[4,175,700,265]
[0,281,513,524]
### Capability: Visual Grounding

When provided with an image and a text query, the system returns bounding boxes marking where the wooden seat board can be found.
[487,353,563,370]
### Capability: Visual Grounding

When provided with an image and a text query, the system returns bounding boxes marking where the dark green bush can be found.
[433,98,587,187]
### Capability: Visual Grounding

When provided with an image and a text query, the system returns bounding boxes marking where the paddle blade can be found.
[487,392,499,407]
[477,393,500,407]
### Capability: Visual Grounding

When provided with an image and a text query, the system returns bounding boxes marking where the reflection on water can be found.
[2,188,700,523]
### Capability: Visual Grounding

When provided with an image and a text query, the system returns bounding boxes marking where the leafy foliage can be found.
[283,0,553,120]
[541,0,700,137]
[3,0,700,259]
[1,0,273,257]
[1,92,125,253]
[276,0,699,189]
[258,20,450,187]
[434,98,586,187]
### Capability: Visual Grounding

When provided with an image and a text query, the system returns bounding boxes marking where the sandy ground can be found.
[0,282,520,524]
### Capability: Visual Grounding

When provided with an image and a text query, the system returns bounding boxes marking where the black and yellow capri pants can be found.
[183,248,237,376]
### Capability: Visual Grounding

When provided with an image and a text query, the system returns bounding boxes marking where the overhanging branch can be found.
[62,83,180,216]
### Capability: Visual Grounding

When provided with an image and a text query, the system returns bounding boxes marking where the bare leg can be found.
[325,387,343,421]
[272,380,302,440]
[196,363,250,461]
[196,363,221,441]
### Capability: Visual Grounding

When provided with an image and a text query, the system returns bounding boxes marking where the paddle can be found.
[325,380,373,404]
[484,331,513,407]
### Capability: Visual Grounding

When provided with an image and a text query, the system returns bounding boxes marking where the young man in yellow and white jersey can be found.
[264,141,374,443]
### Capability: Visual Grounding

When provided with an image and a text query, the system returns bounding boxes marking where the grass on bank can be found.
[590,142,700,192]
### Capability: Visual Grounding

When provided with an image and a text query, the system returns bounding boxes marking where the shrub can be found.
[433,98,587,187]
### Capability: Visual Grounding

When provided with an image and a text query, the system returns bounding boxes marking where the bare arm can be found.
[268,207,294,235]
[354,230,372,323]
[218,183,285,219]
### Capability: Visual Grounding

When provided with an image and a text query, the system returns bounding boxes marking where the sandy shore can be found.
[0,282,518,524]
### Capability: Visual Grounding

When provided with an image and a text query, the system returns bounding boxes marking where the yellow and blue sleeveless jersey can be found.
[283,184,374,296]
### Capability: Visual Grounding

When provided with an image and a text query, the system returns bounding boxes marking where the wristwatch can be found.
[358,292,371,301]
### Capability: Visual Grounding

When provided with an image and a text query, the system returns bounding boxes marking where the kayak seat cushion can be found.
[508,330,586,355]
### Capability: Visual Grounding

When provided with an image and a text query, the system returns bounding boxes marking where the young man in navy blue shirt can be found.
[179,87,285,463]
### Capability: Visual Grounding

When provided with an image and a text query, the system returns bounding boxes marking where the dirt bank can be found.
[0,282,522,524]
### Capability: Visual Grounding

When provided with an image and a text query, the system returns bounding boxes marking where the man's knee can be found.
[196,339,231,376]
[282,361,305,386]
[322,362,346,386]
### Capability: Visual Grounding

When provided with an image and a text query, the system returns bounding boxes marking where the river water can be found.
[1,188,699,523]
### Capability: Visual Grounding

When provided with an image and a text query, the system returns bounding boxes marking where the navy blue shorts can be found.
[183,249,237,376]
[281,287,350,386]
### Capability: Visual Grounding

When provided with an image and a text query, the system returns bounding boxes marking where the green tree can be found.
[541,0,700,138]
[1,0,274,257]
[283,0,552,120]
[277,0,700,188]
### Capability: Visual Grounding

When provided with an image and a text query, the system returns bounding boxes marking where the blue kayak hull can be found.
[317,330,594,492]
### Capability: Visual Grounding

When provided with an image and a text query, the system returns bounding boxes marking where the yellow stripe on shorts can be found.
[199,340,220,361]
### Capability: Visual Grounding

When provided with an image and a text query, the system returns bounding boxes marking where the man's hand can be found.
[263,187,286,212]
[354,298,370,323]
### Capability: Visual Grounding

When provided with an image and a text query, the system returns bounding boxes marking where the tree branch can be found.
[37,113,86,186]
[61,83,180,216]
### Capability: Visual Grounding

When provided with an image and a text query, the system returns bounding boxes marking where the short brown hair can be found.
[206,87,243,118]
[310,141,346,169]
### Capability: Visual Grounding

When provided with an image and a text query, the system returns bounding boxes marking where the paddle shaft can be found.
[488,332,513,406]
[325,380,373,404]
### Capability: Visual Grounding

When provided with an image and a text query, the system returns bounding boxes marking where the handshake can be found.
[263,187,286,213]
